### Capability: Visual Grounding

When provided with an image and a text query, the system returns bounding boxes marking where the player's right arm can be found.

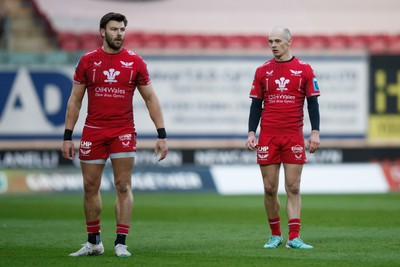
[137,83,168,161]
[246,98,263,151]
[61,83,86,160]
[246,68,263,151]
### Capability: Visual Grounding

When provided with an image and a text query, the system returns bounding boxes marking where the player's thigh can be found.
[260,163,281,192]
[283,163,303,191]
[111,157,134,177]
[111,157,134,187]
[80,162,105,190]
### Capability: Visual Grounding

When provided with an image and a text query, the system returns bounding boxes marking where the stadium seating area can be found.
[56,31,400,54]
[29,0,400,54]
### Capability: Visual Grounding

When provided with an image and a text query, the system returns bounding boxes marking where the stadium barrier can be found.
[0,163,398,195]
[1,148,399,194]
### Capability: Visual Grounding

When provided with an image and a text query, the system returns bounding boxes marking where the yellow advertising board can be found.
[369,56,400,140]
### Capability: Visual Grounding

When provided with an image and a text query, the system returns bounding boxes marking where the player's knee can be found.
[114,181,131,194]
[286,184,300,195]
[83,179,100,193]
[264,184,278,196]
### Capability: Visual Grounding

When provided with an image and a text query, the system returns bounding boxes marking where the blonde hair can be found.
[270,26,292,41]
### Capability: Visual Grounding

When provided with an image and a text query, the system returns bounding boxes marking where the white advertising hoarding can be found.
[211,163,389,195]
[0,55,368,140]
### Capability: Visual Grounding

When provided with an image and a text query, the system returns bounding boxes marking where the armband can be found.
[63,129,73,141]
[157,128,167,139]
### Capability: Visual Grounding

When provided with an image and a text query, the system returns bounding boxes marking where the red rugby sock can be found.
[268,217,281,236]
[116,223,130,235]
[288,218,301,240]
[86,220,100,234]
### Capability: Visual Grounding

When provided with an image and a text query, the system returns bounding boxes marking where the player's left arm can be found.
[137,83,168,161]
[246,98,262,151]
[305,65,321,153]
[307,96,320,153]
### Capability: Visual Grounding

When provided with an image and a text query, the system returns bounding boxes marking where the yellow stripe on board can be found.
[369,115,400,139]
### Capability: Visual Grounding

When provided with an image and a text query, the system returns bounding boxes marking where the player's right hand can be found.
[246,133,258,151]
[154,139,168,161]
[61,141,76,160]
[307,130,320,153]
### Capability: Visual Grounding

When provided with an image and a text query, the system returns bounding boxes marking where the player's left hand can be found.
[154,139,168,161]
[61,140,76,160]
[308,130,320,153]
[246,132,258,151]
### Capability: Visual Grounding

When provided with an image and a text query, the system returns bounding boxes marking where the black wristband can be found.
[63,129,73,141]
[157,128,167,139]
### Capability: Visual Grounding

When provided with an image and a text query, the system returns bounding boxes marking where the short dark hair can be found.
[99,12,128,29]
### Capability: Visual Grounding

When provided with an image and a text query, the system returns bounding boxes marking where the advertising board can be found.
[0,55,368,141]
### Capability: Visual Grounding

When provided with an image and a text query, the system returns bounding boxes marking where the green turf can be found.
[1,193,399,266]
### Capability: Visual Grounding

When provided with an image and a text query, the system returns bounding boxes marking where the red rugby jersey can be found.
[249,56,320,135]
[74,48,151,128]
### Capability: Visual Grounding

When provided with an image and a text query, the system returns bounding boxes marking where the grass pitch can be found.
[0,193,399,267]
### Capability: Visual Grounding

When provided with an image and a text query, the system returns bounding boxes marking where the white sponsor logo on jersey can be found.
[120,61,134,68]
[290,70,302,76]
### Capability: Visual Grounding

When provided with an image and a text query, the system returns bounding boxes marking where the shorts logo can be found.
[291,145,304,160]
[258,154,269,159]
[80,140,92,157]
[119,134,132,141]
[80,149,91,155]
[119,134,132,148]
[258,146,269,160]
[80,141,92,149]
